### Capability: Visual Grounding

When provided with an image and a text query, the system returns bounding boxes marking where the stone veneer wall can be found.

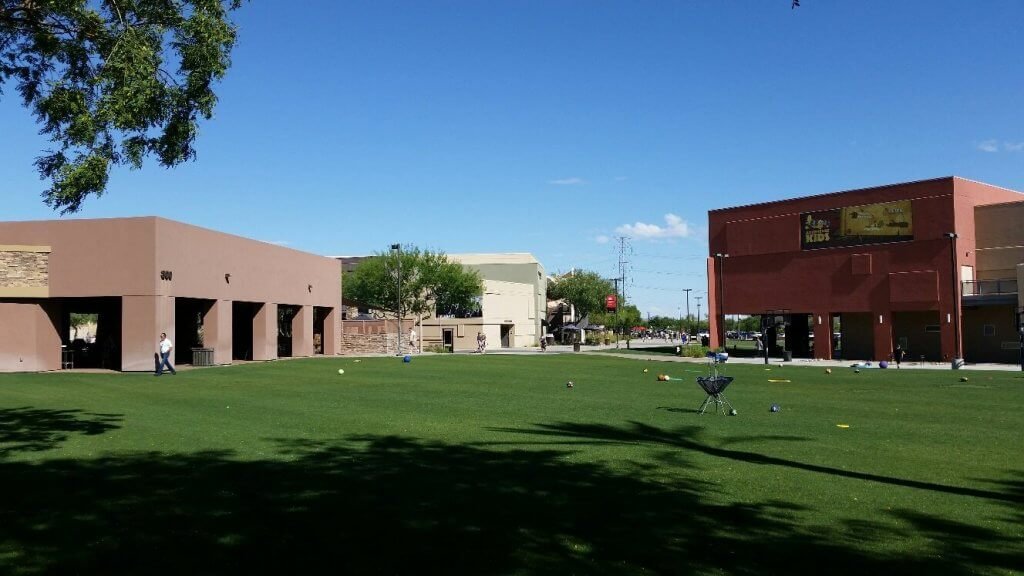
[0,249,49,288]
[340,332,397,355]
[339,318,413,355]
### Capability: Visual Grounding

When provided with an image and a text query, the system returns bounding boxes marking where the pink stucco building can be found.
[0,217,341,372]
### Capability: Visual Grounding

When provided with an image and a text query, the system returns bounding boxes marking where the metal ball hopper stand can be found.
[696,352,735,415]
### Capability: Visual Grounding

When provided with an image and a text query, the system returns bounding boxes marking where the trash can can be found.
[192,348,214,366]
[783,350,793,362]
[573,342,581,352]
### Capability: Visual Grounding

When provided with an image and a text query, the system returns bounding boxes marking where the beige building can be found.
[0,217,341,372]
[964,201,1024,363]
[419,253,546,351]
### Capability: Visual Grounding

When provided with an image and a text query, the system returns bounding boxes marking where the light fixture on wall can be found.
[225,273,231,284]
[308,284,313,293]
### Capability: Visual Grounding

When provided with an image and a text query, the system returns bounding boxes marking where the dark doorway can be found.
[278,305,300,358]
[500,324,513,348]
[174,298,214,366]
[892,311,942,362]
[784,313,813,358]
[60,297,122,370]
[313,307,329,355]
[442,328,454,352]
[831,315,842,360]
[232,301,259,361]
[840,313,874,361]
[963,304,1019,363]
[761,313,787,357]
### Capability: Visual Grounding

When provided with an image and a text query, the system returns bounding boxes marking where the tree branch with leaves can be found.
[547,270,615,320]
[343,246,484,330]
[0,0,244,213]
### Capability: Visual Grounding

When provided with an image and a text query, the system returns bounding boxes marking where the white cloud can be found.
[975,140,1024,153]
[265,240,290,246]
[595,235,610,244]
[977,139,1000,153]
[549,177,585,185]
[616,213,692,240]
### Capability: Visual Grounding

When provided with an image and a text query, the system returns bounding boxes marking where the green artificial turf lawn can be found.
[1,355,1021,575]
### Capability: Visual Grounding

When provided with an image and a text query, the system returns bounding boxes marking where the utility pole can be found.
[609,277,621,349]
[616,236,631,349]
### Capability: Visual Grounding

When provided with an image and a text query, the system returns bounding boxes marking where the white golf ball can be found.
[338,369,345,375]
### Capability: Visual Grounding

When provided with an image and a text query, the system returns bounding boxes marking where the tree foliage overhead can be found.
[591,304,641,333]
[547,270,615,319]
[0,0,243,213]
[343,246,484,322]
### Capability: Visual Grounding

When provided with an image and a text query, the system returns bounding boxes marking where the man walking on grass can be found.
[156,332,176,376]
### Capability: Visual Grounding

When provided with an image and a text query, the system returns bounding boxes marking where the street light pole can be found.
[391,243,402,355]
[945,233,962,368]
[714,253,728,348]
[682,288,692,337]
[695,295,703,341]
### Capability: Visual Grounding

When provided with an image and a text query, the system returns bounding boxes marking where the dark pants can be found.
[157,351,175,375]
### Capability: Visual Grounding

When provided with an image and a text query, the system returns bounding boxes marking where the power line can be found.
[632,253,708,261]
[617,236,632,307]
[632,268,705,277]
[632,284,689,293]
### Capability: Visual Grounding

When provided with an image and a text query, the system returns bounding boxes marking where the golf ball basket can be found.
[697,351,735,415]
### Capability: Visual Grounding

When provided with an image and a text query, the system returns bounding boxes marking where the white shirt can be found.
[159,338,173,354]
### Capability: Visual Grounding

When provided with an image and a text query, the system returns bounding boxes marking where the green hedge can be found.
[680,345,710,358]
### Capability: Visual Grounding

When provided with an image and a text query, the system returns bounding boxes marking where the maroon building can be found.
[707,177,1024,364]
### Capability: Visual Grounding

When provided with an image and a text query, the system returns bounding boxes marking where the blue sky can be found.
[2,1,1023,318]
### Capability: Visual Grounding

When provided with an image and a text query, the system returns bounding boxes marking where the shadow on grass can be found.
[1,432,1021,574]
[656,405,700,415]
[0,407,122,457]
[488,421,1023,503]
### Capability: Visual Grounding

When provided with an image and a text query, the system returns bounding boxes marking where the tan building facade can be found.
[0,217,341,372]
[419,253,546,351]
[964,201,1024,363]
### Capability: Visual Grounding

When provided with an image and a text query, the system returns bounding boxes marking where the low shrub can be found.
[680,345,710,358]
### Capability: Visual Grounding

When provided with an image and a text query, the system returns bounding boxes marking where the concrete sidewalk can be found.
[346,342,1024,372]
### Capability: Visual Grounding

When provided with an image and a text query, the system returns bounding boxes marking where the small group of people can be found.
[476,331,487,354]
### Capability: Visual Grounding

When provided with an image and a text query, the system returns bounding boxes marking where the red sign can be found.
[605,294,617,311]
